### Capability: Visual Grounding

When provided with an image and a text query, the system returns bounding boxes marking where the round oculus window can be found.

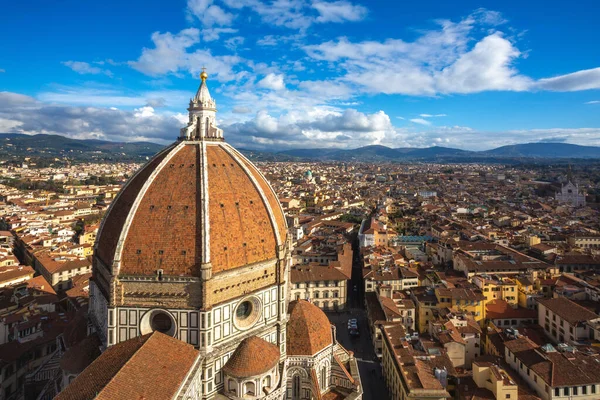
[236,301,253,320]
[233,297,262,330]
[151,312,173,333]
[140,309,177,337]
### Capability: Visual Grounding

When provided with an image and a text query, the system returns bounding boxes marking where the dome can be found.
[95,141,287,278]
[222,336,280,378]
[287,300,333,356]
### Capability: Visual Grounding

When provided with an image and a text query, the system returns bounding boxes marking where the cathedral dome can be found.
[94,75,287,282]
[287,300,333,356]
[222,336,280,378]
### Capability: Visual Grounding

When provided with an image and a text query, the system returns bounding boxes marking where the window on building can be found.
[593,385,597,394]
[564,387,569,396]
[244,382,255,396]
[555,388,560,396]
[573,387,578,395]
[292,375,301,400]
[582,386,587,394]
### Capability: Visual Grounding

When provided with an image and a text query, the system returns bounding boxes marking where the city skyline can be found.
[0,0,599,150]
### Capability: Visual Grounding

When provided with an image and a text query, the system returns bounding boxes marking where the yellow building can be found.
[78,228,97,245]
[411,287,439,333]
[516,276,540,309]
[470,359,519,400]
[472,275,518,307]
[435,287,486,324]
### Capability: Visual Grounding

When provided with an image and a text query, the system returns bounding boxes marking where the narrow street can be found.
[326,310,390,400]
[323,230,390,400]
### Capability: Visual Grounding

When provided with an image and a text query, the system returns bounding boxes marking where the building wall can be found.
[290,280,347,311]
[538,302,589,344]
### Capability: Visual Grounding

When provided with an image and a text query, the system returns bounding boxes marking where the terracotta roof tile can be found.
[96,144,175,268]
[206,144,278,273]
[222,336,280,378]
[56,332,198,400]
[287,300,333,356]
[95,141,286,278]
[537,296,597,325]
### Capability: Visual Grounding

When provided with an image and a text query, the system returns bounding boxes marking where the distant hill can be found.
[1,133,599,163]
[0,133,164,161]
[481,143,600,158]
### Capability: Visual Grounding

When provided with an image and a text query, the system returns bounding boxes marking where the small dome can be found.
[287,300,333,356]
[222,336,280,378]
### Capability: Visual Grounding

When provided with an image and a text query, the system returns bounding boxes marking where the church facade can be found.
[556,181,586,207]
[56,72,362,400]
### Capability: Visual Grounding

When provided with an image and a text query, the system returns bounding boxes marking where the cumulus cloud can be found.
[2,90,600,151]
[187,0,234,27]
[410,118,432,126]
[224,108,394,149]
[435,33,531,93]
[62,61,113,77]
[257,73,285,90]
[303,10,600,95]
[0,91,182,143]
[129,28,243,81]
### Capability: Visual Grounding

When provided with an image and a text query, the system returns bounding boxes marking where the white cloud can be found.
[201,27,237,41]
[410,118,432,126]
[436,33,531,93]
[36,86,191,109]
[0,69,5,73]
[536,68,600,91]
[133,106,156,118]
[303,10,600,95]
[129,28,200,76]
[313,1,368,23]
[225,36,245,50]
[129,28,244,81]
[585,100,600,104]
[219,0,368,30]
[224,107,394,149]
[62,61,113,77]
[187,0,234,27]
[419,113,447,117]
[0,91,182,143]
[2,90,600,151]
[257,73,286,90]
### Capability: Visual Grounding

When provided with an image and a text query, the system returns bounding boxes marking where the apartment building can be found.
[537,297,597,344]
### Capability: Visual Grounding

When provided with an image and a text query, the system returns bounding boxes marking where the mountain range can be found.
[2,133,600,162]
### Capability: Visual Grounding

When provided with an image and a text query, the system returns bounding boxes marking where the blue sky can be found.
[0,0,599,150]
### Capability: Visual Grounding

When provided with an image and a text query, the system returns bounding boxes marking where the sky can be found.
[0,0,599,151]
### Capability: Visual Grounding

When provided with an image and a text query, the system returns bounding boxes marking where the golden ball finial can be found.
[200,67,208,81]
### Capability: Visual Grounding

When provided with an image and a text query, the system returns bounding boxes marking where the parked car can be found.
[347,318,358,329]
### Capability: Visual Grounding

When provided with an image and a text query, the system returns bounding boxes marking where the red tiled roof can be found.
[486,299,537,320]
[56,332,198,400]
[222,336,280,378]
[96,141,287,278]
[537,296,597,325]
[287,300,333,356]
